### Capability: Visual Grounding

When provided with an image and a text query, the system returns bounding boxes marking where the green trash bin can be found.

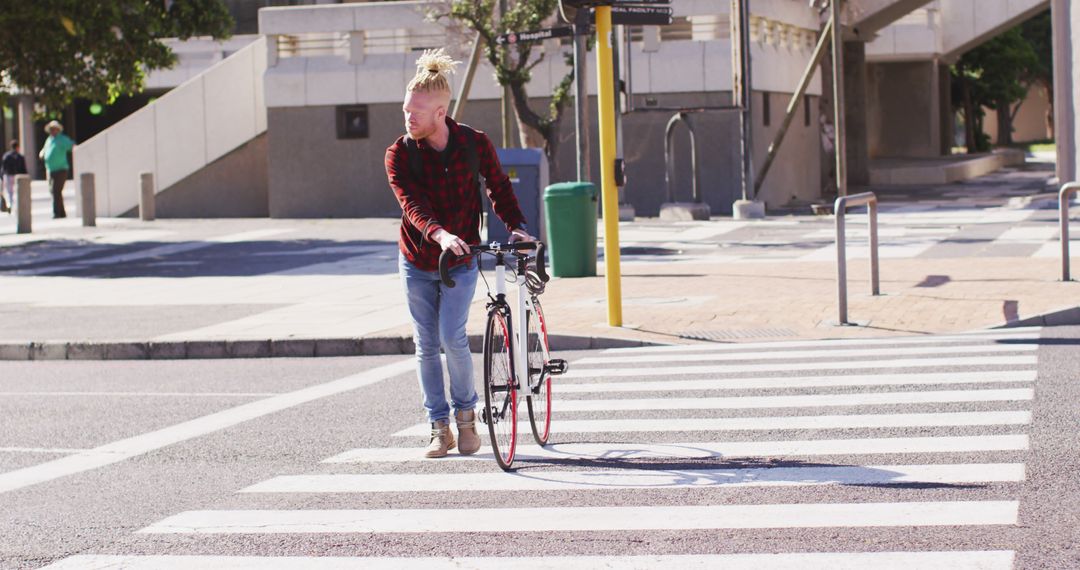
[543,182,598,277]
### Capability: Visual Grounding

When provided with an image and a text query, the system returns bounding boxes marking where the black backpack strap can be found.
[405,136,424,184]
[457,123,481,192]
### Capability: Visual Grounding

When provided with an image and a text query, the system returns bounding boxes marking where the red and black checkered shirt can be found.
[386,118,526,272]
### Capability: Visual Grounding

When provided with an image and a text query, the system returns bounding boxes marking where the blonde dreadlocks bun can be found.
[407,48,460,95]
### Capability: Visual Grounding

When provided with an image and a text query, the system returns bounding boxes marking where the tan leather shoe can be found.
[424,419,456,458]
[455,409,481,455]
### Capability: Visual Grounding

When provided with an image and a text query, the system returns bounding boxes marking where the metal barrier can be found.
[1062,182,1080,281]
[663,112,700,204]
[835,191,880,325]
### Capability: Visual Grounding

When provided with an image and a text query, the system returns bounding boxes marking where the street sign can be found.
[611,5,673,26]
[494,26,575,46]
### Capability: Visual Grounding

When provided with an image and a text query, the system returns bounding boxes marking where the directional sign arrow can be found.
[494,26,575,46]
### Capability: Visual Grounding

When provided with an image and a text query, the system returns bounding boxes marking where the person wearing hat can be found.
[39,120,74,218]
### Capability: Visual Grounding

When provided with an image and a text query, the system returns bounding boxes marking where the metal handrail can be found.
[1062,182,1079,281]
[835,191,880,325]
[663,112,701,203]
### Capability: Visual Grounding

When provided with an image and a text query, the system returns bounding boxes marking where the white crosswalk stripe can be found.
[48,328,1039,567]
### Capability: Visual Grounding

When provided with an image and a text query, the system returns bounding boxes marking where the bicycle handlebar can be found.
[439,241,549,288]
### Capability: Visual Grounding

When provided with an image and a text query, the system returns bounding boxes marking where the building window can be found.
[804,95,811,127]
[336,105,369,139]
[761,92,771,127]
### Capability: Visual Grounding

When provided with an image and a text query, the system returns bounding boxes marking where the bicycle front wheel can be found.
[525,296,552,446]
[483,308,517,470]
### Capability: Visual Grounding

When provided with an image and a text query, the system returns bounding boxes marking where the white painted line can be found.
[0,392,278,398]
[139,501,1019,534]
[553,389,1033,412]
[243,463,1025,494]
[323,434,1030,464]
[558,370,1037,393]
[562,355,1037,379]
[577,344,1036,365]
[0,447,88,454]
[603,330,1040,354]
[0,359,413,494]
[393,410,1031,437]
[35,551,1018,570]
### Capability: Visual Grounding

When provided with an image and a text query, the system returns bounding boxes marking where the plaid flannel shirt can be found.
[386,118,526,272]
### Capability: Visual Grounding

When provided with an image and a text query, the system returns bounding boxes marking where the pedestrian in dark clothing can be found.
[0,139,27,213]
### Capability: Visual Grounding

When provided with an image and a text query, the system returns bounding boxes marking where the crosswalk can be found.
[41,327,1041,569]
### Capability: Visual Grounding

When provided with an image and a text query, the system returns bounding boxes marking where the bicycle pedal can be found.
[545,359,568,375]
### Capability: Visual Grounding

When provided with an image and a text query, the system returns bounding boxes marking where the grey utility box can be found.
[485,148,548,244]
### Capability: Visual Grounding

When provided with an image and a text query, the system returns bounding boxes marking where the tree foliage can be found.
[438,0,578,179]
[951,12,1048,149]
[0,0,234,113]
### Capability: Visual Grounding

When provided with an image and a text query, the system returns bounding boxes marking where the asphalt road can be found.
[0,326,1077,569]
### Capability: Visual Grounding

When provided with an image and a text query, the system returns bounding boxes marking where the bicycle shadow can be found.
[501,443,988,490]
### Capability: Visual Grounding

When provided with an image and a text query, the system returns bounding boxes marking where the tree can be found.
[952,27,1039,150]
[1019,10,1053,137]
[437,0,577,181]
[0,0,234,113]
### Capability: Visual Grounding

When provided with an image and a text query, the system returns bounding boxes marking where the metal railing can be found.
[663,112,701,203]
[1062,182,1079,281]
[835,191,880,325]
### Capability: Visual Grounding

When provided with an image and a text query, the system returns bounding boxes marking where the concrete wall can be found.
[267,88,821,218]
[150,133,269,218]
[867,60,943,158]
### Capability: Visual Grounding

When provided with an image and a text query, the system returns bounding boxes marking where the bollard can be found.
[79,173,96,227]
[139,171,155,221]
[15,174,31,234]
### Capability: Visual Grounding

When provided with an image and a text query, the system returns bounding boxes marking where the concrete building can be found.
[71,0,1067,220]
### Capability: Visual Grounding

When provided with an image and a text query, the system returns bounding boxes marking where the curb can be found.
[995,304,1080,329]
[0,334,654,361]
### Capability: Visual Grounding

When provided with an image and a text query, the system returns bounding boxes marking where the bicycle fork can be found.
[493,260,531,402]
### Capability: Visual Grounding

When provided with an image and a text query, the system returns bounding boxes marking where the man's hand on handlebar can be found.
[432,228,470,257]
[508,228,536,244]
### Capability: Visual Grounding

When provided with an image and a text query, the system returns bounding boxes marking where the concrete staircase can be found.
[73,37,268,218]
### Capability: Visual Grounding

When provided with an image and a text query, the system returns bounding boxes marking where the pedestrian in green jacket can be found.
[39,120,74,219]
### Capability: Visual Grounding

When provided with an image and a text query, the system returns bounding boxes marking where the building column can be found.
[1053,0,1077,182]
[17,95,37,179]
[844,40,870,186]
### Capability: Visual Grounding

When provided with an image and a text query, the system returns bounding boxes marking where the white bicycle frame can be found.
[492,252,535,400]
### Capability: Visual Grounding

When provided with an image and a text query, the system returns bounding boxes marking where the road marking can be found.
[323,434,1030,464]
[0,447,88,454]
[562,355,1037,378]
[602,329,1040,354]
[0,392,279,398]
[558,370,1036,393]
[242,463,1025,494]
[138,501,1019,534]
[35,551,1018,570]
[578,344,1036,365]
[552,389,1033,412]
[0,359,413,494]
[393,411,1031,437]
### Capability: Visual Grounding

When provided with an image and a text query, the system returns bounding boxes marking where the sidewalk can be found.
[0,167,1076,359]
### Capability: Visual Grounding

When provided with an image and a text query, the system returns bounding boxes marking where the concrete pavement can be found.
[0,165,1077,359]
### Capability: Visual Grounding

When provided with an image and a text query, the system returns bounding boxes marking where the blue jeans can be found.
[399,253,480,423]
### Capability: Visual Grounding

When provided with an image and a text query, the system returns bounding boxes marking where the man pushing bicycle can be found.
[385,48,536,459]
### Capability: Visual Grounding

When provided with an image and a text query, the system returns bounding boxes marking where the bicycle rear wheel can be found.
[525,296,552,445]
[483,308,517,470]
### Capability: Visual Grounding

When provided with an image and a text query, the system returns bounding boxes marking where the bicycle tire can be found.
[525,296,552,446]
[483,307,517,470]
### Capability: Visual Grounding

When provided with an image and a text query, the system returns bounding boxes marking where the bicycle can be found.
[439,241,567,471]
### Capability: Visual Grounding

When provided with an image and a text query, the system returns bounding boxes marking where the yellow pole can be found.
[595,6,623,327]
